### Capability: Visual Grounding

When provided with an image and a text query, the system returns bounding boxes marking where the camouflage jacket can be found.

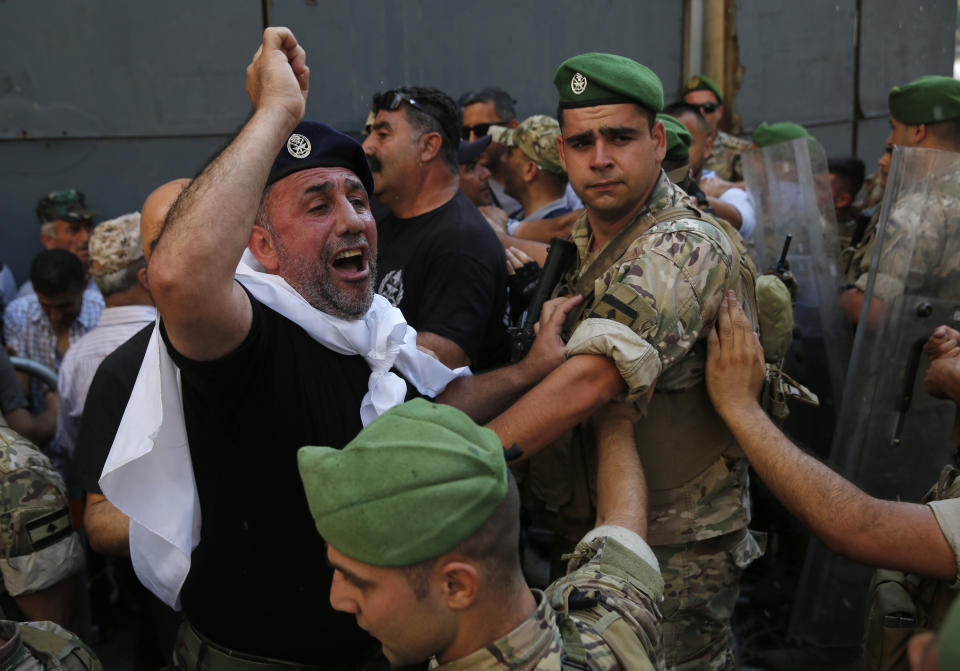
[0,421,83,598]
[563,171,737,396]
[859,168,886,212]
[433,532,664,670]
[536,172,750,545]
[703,131,752,182]
[0,620,103,670]
[844,175,960,300]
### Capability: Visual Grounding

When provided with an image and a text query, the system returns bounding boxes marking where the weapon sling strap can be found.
[566,203,758,330]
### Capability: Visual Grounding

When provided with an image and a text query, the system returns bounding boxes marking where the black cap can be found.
[268,121,374,195]
[458,135,492,164]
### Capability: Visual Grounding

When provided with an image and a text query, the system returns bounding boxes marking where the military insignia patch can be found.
[687,76,700,89]
[571,72,588,95]
[287,133,311,159]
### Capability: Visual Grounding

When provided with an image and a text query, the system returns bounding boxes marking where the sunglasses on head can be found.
[461,121,507,141]
[378,91,456,144]
[695,102,720,114]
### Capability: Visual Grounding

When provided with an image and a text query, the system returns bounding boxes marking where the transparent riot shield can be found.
[788,146,960,646]
[742,137,851,424]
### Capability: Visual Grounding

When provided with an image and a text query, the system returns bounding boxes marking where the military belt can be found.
[173,620,357,671]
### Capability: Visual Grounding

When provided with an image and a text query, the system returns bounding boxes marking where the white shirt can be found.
[55,304,157,457]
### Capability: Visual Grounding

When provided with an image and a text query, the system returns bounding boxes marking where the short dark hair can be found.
[828,157,866,197]
[30,249,85,296]
[925,117,960,152]
[373,86,460,174]
[557,102,656,133]
[400,473,523,600]
[459,87,517,123]
[664,102,709,136]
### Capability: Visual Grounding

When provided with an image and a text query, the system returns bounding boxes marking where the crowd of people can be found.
[1,25,960,671]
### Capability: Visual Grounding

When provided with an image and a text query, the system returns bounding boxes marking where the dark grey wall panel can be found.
[0,136,228,283]
[859,0,956,119]
[0,2,259,139]
[807,121,853,158]
[856,116,892,169]
[272,0,684,132]
[736,1,857,130]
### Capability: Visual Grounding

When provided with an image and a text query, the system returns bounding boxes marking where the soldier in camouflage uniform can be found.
[484,54,762,670]
[299,399,664,671]
[680,74,752,183]
[0,416,99,669]
[840,75,960,324]
[0,417,83,626]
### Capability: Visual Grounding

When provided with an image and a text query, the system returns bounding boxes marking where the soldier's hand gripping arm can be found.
[148,27,309,361]
[706,290,956,580]
[592,401,647,537]
[436,295,583,423]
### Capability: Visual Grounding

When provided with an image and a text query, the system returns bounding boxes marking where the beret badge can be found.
[571,72,587,95]
[287,133,311,159]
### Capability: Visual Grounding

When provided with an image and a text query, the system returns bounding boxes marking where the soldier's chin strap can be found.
[504,444,524,461]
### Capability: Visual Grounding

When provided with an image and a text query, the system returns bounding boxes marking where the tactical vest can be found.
[527,203,762,543]
[5,621,103,670]
[862,463,960,671]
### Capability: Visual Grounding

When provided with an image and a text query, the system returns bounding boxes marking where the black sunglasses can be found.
[694,102,720,114]
[378,91,457,144]
[461,121,508,141]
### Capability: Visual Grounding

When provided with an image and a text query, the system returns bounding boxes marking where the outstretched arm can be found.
[706,291,956,581]
[148,27,309,361]
[592,401,647,537]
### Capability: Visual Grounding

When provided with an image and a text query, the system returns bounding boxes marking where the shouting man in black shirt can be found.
[364,87,509,371]
[107,28,577,671]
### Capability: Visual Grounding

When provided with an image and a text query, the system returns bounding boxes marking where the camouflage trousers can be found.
[655,528,765,671]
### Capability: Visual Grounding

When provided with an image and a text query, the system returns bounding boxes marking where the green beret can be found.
[752,121,812,147]
[554,52,663,112]
[889,75,960,124]
[297,399,508,567]
[658,114,692,161]
[681,74,723,103]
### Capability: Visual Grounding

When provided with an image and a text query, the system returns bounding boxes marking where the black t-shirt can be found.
[74,324,153,495]
[376,191,509,371]
[161,296,379,663]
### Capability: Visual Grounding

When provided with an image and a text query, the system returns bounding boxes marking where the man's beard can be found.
[275,234,376,320]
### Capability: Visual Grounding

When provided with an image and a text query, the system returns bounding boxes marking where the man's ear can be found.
[652,119,667,162]
[436,560,478,611]
[419,132,443,164]
[557,135,567,173]
[39,232,56,250]
[835,191,853,209]
[248,226,280,273]
[523,159,539,184]
[137,266,150,293]
[914,122,929,145]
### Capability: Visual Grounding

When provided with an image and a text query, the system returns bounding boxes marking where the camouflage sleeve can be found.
[854,193,946,299]
[927,498,960,588]
[565,225,733,400]
[0,429,84,596]
[545,531,664,668]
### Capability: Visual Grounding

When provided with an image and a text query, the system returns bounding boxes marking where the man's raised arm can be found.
[706,291,956,581]
[148,28,309,361]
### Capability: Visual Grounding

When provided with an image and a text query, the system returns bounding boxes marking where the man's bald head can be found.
[141,178,191,260]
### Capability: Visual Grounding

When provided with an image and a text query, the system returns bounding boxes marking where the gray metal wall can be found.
[1,1,955,285]
[736,0,956,166]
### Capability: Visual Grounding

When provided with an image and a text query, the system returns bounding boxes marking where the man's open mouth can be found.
[331,247,368,276]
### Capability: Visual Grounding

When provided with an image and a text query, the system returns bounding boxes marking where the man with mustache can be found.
[110,28,573,671]
[363,87,509,371]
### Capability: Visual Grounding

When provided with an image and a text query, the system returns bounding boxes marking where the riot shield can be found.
[742,137,851,423]
[789,146,960,646]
